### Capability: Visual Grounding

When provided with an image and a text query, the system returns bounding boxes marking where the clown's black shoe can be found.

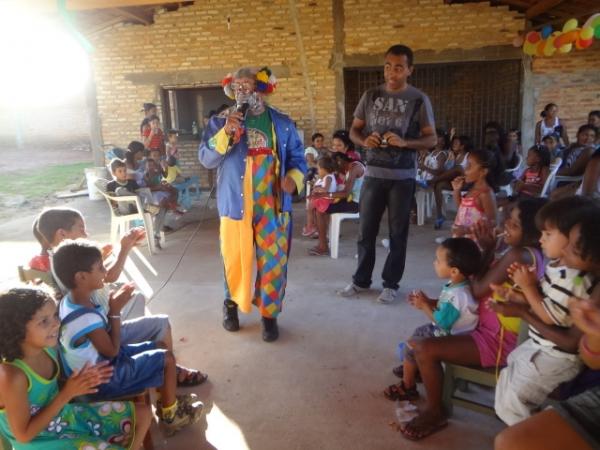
[261,317,279,342]
[222,299,240,332]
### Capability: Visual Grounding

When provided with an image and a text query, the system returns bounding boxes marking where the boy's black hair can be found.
[167,155,177,166]
[536,196,598,235]
[143,102,156,112]
[317,155,337,173]
[528,145,551,168]
[440,237,481,277]
[52,239,103,290]
[574,204,600,264]
[468,149,500,190]
[0,287,55,361]
[577,124,597,138]
[452,135,473,152]
[589,110,600,120]
[167,129,178,137]
[127,141,145,154]
[514,198,548,247]
[385,44,414,66]
[148,114,160,123]
[541,133,559,142]
[37,208,83,245]
[109,158,127,175]
[311,132,324,142]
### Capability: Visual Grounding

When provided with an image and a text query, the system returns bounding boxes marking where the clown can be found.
[199,67,306,342]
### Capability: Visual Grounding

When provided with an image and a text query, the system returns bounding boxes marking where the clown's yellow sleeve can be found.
[286,168,305,194]
[211,128,231,155]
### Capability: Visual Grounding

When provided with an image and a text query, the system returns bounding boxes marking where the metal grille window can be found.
[344,60,522,147]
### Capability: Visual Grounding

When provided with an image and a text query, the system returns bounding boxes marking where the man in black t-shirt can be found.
[338,45,436,304]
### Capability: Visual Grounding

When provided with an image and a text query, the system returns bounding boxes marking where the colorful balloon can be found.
[558,43,572,54]
[526,31,541,43]
[580,26,594,40]
[536,40,546,57]
[541,25,553,39]
[523,40,537,55]
[582,13,600,30]
[543,39,556,56]
[595,26,600,39]
[554,30,579,48]
[575,38,593,50]
[563,18,578,32]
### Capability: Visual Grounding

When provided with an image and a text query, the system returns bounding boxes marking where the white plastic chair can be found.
[540,158,562,198]
[415,188,434,226]
[95,179,157,254]
[329,212,360,259]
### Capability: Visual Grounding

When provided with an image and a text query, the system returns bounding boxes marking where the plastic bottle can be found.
[191,121,198,137]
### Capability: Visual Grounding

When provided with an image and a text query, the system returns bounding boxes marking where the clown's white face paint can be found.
[232,76,265,116]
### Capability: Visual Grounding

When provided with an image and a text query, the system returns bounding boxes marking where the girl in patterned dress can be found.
[451,149,498,240]
[0,287,151,450]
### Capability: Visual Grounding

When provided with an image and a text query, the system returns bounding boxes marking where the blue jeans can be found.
[352,177,415,290]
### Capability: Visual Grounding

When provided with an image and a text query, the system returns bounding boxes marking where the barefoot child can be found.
[0,286,151,449]
[384,237,481,401]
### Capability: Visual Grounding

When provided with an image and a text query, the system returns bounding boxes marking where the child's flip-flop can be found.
[383,381,419,401]
[308,246,329,256]
[400,414,448,441]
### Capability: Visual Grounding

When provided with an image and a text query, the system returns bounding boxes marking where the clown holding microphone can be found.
[199,67,306,342]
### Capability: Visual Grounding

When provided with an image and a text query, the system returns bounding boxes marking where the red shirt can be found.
[29,254,50,272]
[144,128,165,152]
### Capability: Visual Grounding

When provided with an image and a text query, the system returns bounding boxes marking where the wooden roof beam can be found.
[16,0,189,12]
[525,0,566,19]
[111,7,151,25]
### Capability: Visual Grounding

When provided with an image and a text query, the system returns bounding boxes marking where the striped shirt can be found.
[529,262,598,355]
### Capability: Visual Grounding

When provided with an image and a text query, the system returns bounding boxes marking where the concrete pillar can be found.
[85,60,105,167]
[520,55,535,150]
[331,0,345,131]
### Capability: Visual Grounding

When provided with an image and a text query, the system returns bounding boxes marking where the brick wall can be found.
[532,43,600,143]
[344,0,523,55]
[90,0,527,177]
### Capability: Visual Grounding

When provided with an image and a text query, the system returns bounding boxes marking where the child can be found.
[166,129,179,160]
[304,132,325,182]
[143,115,165,155]
[164,156,184,185]
[416,129,448,188]
[52,240,204,436]
[512,145,551,198]
[383,237,481,401]
[125,140,146,186]
[0,286,151,449]
[431,135,472,229]
[451,149,498,238]
[107,158,160,216]
[29,217,52,273]
[145,158,179,212]
[35,208,207,384]
[493,197,600,425]
[541,133,561,160]
[302,156,337,237]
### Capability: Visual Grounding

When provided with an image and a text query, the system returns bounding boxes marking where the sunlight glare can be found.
[0,6,89,108]
[206,403,250,450]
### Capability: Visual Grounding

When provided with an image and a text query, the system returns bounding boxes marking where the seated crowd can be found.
[1,101,599,449]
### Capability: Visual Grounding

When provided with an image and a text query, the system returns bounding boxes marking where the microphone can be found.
[228,102,250,147]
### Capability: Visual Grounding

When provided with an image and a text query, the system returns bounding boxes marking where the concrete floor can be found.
[0,196,503,450]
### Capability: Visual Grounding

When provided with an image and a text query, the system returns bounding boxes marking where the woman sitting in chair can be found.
[310,130,364,256]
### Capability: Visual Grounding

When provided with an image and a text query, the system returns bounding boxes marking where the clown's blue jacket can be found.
[198,106,306,220]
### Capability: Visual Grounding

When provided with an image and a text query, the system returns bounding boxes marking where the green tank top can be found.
[0,347,134,449]
[245,110,274,150]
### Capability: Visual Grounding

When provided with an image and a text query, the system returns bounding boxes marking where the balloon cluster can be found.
[522,14,600,57]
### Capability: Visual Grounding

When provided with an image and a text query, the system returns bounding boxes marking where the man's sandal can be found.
[383,381,419,401]
[176,365,208,387]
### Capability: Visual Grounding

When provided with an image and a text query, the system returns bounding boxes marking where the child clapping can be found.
[384,238,481,401]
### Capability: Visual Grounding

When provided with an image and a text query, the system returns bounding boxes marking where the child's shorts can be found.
[402,323,443,363]
[121,314,170,345]
[95,341,166,399]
